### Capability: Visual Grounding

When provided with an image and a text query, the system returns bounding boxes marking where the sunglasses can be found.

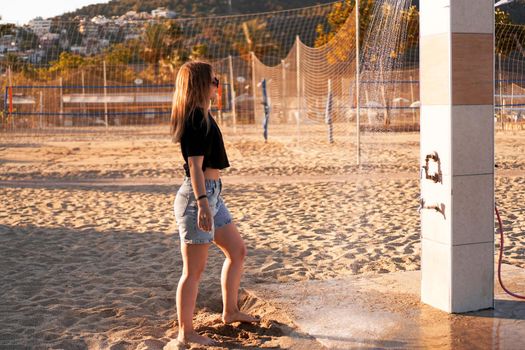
[212,77,219,88]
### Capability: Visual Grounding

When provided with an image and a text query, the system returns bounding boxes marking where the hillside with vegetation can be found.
[57,0,336,19]
[43,0,525,25]
[0,0,523,88]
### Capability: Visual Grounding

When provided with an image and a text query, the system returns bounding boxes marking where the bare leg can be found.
[176,242,216,346]
[214,222,259,323]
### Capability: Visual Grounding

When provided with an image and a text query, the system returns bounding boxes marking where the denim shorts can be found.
[173,177,233,244]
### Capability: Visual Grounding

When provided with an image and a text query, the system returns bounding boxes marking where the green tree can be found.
[229,18,281,59]
[314,0,375,49]
[0,23,16,36]
[495,9,523,57]
[141,21,184,79]
[315,0,354,48]
[44,52,90,82]
[496,8,512,25]
[49,52,86,73]
[105,43,134,65]
[101,44,136,83]
[189,44,208,61]
[314,0,375,64]
[314,1,418,64]
[0,53,23,72]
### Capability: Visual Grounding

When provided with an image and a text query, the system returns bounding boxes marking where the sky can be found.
[0,0,111,25]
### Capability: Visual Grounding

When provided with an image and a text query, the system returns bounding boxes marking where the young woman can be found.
[170,61,259,346]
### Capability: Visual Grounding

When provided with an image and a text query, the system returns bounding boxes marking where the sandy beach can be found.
[1,124,524,349]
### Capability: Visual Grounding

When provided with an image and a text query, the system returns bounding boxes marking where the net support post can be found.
[103,60,109,129]
[420,0,494,313]
[355,0,361,166]
[59,77,64,126]
[250,51,257,126]
[281,59,286,122]
[39,91,43,129]
[295,35,302,134]
[228,55,237,133]
[7,66,13,129]
[498,53,504,129]
[325,78,334,144]
[410,75,416,127]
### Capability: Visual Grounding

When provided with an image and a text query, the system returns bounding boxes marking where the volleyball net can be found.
[2,0,524,136]
[496,22,525,130]
[250,0,418,138]
[0,2,335,133]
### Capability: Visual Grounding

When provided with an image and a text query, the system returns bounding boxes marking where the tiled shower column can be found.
[420,0,494,313]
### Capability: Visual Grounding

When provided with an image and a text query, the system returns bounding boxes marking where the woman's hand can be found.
[187,156,213,231]
[197,199,213,232]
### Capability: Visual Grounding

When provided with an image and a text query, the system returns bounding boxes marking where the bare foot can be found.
[163,339,186,350]
[177,331,216,346]
[222,311,260,324]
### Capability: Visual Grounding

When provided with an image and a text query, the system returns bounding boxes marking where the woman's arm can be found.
[188,156,212,232]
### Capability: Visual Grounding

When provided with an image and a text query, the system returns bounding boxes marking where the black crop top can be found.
[180,108,230,177]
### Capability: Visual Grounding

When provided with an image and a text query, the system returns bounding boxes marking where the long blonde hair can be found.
[170,61,213,143]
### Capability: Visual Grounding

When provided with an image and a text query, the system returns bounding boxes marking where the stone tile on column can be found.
[451,174,494,246]
[421,34,451,106]
[451,242,494,312]
[421,173,451,245]
[421,238,452,312]
[451,0,494,34]
[451,105,494,176]
[420,104,452,177]
[420,0,450,37]
[451,33,494,106]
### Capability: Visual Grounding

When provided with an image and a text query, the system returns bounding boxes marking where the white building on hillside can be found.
[39,33,59,42]
[28,17,52,37]
[79,20,99,37]
[152,7,177,19]
[91,15,110,26]
[119,11,152,21]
